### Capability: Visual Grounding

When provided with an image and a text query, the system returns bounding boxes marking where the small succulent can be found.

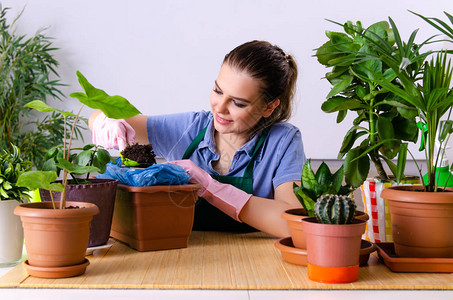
[293,159,353,217]
[314,194,357,224]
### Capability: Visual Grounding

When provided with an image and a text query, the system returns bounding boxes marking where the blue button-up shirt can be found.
[147,111,306,199]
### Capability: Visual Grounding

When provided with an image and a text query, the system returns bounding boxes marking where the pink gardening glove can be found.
[92,112,136,151]
[170,160,252,222]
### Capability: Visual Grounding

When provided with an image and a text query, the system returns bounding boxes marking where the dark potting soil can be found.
[120,143,157,165]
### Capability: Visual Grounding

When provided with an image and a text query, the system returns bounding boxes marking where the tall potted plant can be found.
[314,18,431,243]
[0,145,31,267]
[0,5,84,169]
[373,12,453,258]
[15,71,141,278]
[314,19,422,187]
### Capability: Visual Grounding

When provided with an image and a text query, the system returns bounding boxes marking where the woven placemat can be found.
[1,231,452,290]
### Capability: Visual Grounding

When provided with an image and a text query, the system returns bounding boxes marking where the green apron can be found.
[182,125,268,232]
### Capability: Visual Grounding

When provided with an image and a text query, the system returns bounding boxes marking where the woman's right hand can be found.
[91,112,136,151]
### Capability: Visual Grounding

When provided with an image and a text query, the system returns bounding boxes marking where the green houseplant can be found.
[282,159,368,249]
[14,71,141,278]
[371,11,453,258]
[302,194,366,283]
[0,144,31,266]
[0,5,84,169]
[315,19,423,187]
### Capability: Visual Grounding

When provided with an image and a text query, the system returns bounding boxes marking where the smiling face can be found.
[210,63,279,140]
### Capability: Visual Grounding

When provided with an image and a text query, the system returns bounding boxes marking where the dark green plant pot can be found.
[40,178,118,247]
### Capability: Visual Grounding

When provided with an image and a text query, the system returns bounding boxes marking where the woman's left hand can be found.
[169,160,252,221]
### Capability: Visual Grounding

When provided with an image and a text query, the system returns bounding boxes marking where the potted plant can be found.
[106,144,202,251]
[302,194,366,283]
[282,159,368,249]
[14,71,141,278]
[315,19,421,186]
[0,144,32,267]
[38,143,119,248]
[314,18,427,243]
[371,11,453,258]
[0,5,84,169]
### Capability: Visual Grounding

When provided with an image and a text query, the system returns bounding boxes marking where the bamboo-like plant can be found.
[358,12,453,192]
[0,5,84,168]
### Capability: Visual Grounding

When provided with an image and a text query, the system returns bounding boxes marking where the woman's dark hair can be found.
[223,40,298,133]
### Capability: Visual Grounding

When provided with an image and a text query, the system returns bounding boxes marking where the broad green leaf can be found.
[336,110,347,123]
[70,71,141,119]
[338,127,367,158]
[377,114,396,149]
[315,162,333,188]
[327,76,354,98]
[301,159,317,191]
[92,157,106,174]
[25,100,76,117]
[96,148,111,165]
[82,144,96,150]
[17,171,64,192]
[315,41,340,65]
[75,150,93,166]
[355,85,366,99]
[331,165,345,194]
[396,143,408,183]
[56,158,100,175]
[393,116,418,142]
[321,96,361,113]
[344,147,370,188]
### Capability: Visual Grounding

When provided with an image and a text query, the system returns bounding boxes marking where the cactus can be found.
[314,194,357,224]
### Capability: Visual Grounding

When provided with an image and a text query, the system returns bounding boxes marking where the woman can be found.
[90,40,306,238]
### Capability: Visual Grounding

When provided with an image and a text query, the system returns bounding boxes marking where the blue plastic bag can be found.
[97,158,190,186]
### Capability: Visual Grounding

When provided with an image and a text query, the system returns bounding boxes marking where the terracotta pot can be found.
[282,208,369,249]
[302,217,366,283]
[281,208,310,249]
[0,200,23,266]
[274,237,376,267]
[14,201,99,271]
[40,178,118,247]
[110,183,201,251]
[381,185,453,258]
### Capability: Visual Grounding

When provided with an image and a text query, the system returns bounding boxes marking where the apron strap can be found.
[243,128,269,178]
[182,126,208,160]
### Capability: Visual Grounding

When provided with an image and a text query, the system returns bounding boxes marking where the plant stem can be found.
[60,170,68,209]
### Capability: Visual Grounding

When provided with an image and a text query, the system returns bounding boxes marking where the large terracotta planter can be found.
[301,217,366,283]
[0,200,23,266]
[282,208,369,249]
[110,183,202,251]
[40,178,118,247]
[381,185,453,258]
[14,201,99,278]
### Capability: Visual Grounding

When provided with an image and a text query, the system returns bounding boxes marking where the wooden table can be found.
[0,231,452,290]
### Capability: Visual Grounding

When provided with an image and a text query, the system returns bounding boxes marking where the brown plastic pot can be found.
[301,217,366,283]
[110,183,202,251]
[282,208,369,249]
[40,178,118,247]
[14,201,99,273]
[381,185,453,258]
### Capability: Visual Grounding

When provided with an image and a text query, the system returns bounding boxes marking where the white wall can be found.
[3,0,453,159]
